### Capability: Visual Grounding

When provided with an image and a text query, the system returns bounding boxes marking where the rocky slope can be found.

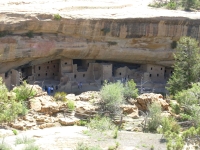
[0,0,200,73]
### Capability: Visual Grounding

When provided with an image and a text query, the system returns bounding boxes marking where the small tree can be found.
[123,79,138,99]
[167,36,200,95]
[182,0,197,10]
[100,82,124,114]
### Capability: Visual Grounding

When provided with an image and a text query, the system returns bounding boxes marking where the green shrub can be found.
[113,127,118,139]
[87,116,116,132]
[167,1,177,10]
[179,113,192,121]
[0,140,12,150]
[12,81,36,102]
[75,142,102,150]
[15,136,35,145]
[23,144,40,150]
[54,14,61,20]
[26,31,33,38]
[100,82,124,113]
[12,129,18,135]
[76,120,87,126]
[54,92,67,102]
[123,79,138,99]
[67,100,75,111]
[160,117,180,134]
[170,102,180,114]
[147,102,162,132]
[182,0,197,10]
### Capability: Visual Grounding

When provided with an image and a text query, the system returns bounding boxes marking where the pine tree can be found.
[167,36,200,95]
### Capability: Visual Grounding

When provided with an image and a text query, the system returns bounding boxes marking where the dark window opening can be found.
[157,74,159,77]
[73,59,82,66]
[74,74,76,78]
[54,65,55,68]
[48,61,49,63]
[38,66,41,70]
[171,41,177,49]
[10,71,12,74]
[161,68,162,70]
[128,75,129,78]
[38,74,40,77]
[171,71,173,73]
[53,73,54,76]
[46,73,47,76]
[47,66,49,69]
[119,73,121,75]
[5,72,8,78]
[21,68,25,73]
[65,62,67,65]
[88,63,89,66]
[165,70,166,73]
[149,74,152,77]
[151,67,152,70]
[51,61,52,63]
[83,74,85,77]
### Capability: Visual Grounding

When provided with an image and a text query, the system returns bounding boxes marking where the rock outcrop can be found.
[0,0,200,73]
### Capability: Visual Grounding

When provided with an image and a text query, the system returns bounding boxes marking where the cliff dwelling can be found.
[0,58,173,94]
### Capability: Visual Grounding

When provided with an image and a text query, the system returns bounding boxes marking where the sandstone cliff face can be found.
[0,12,200,73]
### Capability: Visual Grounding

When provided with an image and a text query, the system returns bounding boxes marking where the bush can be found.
[182,0,197,10]
[0,140,12,150]
[67,100,75,111]
[23,144,40,150]
[54,92,67,102]
[167,1,177,10]
[54,14,61,20]
[15,136,35,145]
[12,81,36,102]
[147,102,162,132]
[123,79,138,99]
[0,78,24,123]
[170,102,180,114]
[75,142,102,150]
[179,113,192,121]
[87,116,116,132]
[160,117,180,134]
[100,82,124,114]
[12,129,18,135]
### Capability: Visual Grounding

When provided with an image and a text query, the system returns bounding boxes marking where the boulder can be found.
[59,117,80,126]
[11,122,25,130]
[120,104,139,119]
[75,101,98,118]
[135,93,169,111]
[39,123,55,129]
[66,94,76,101]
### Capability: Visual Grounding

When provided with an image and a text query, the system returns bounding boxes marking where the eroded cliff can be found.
[0,0,200,73]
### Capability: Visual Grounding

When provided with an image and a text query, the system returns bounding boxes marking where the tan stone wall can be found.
[34,60,60,80]
[11,69,20,86]
[102,64,112,80]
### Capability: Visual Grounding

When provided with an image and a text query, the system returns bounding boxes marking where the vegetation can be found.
[26,31,34,38]
[67,100,75,111]
[54,92,67,102]
[167,37,200,96]
[23,144,40,150]
[146,102,162,132]
[12,129,18,135]
[0,140,12,150]
[100,81,124,114]
[15,136,35,145]
[123,79,138,99]
[0,78,25,123]
[75,142,102,150]
[12,81,36,102]
[54,14,61,20]
[149,0,200,10]
[100,80,138,114]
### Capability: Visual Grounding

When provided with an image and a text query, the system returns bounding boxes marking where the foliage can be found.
[190,105,200,127]
[123,79,138,99]
[15,136,35,145]
[75,142,102,150]
[113,127,118,139]
[26,31,33,38]
[147,102,162,132]
[12,81,36,102]
[0,140,12,150]
[12,129,18,135]
[167,1,177,10]
[100,82,124,114]
[182,0,197,10]
[23,144,40,150]
[179,113,192,121]
[167,37,200,95]
[0,77,24,123]
[170,102,180,114]
[76,120,87,126]
[67,100,75,111]
[54,92,67,102]
[87,116,116,132]
[54,14,61,20]
[159,117,180,134]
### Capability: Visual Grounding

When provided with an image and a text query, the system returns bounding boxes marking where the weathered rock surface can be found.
[0,0,200,73]
[120,104,139,119]
[135,93,169,111]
